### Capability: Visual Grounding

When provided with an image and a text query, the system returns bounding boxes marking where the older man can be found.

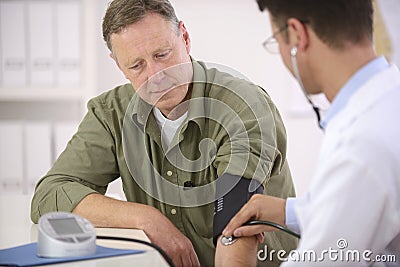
[31,1,297,266]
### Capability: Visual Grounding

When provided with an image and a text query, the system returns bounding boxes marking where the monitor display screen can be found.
[48,218,84,235]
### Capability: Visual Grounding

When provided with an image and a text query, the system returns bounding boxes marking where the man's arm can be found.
[30,96,200,267]
[73,193,200,267]
[215,235,258,267]
[214,194,290,266]
[72,193,155,228]
[212,83,297,266]
[30,97,120,223]
[213,174,263,266]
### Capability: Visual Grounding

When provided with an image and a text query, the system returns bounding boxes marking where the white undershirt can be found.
[153,107,188,149]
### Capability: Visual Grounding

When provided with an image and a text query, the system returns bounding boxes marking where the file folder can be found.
[0,1,27,87]
[55,0,81,86]
[27,1,55,86]
[24,122,52,193]
[0,121,23,193]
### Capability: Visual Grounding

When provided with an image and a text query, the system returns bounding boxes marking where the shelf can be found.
[0,88,84,102]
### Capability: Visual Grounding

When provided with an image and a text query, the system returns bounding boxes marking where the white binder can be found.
[24,122,52,193]
[27,1,55,87]
[55,0,81,86]
[0,1,27,87]
[0,121,23,193]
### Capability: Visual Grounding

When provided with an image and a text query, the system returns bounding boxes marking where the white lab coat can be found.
[284,65,400,266]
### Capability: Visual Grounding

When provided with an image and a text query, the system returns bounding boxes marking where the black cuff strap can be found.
[212,174,263,246]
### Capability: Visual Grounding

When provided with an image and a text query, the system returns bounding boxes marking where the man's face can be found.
[110,13,193,117]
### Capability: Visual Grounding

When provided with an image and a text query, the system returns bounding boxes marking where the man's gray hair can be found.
[102,0,180,51]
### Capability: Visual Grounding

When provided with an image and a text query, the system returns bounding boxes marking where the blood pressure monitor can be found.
[37,212,96,258]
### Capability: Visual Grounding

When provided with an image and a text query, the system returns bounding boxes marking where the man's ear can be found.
[179,21,191,54]
[110,53,122,70]
[110,53,128,79]
[287,18,310,52]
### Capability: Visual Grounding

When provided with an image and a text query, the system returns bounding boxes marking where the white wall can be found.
[93,0,324,196]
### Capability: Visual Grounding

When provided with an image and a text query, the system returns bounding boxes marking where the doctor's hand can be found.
[140,207,200,267]
[222,194,286,238]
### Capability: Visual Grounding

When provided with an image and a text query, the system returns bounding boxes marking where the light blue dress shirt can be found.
[286,56,390,233]
[320,56,389,129]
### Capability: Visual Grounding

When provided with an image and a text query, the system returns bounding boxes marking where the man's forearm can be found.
[215,235,258,267]
[73,193,201,266]
[72,193,157,229]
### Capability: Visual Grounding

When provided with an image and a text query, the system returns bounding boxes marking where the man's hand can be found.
[222,194,286,238]
[139,207,200,267]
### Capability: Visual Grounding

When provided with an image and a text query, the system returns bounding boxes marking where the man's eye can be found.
[155,50,170,59]
[130,62,143,70]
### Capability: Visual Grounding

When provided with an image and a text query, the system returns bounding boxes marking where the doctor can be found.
[220,0,400,266]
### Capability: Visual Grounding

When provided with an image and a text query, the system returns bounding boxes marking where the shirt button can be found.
[166,171,173,176]
[171,208,177,215]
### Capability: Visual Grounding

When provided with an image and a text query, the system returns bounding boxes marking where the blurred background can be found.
[0,0,398,199]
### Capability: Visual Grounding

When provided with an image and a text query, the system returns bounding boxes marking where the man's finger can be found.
[172,255,184,267]
[181,254,192,267]
[189,248,201,267]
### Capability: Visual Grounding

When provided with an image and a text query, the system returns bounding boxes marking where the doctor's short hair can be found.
[102,0,180,51]
[256,0,373,49]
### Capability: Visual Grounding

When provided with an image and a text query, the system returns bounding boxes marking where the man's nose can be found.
[147,63,166,84]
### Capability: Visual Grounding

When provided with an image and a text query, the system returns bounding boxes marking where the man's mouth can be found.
[150,84,175,94]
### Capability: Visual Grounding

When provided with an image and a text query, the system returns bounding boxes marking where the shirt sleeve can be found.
[213,87,288,187]
[285,197,301,234]
[30,97,120,223]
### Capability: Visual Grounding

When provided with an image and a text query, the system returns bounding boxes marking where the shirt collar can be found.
[185,60,208,125]
[320,56,389,129]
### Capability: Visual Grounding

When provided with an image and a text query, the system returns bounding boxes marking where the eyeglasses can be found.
[262,20,309,54]
[262,24,288,54]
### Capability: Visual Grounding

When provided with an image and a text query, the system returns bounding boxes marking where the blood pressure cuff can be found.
[213,173,264,246]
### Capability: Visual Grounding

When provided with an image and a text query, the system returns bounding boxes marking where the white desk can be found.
[0,194,169,267]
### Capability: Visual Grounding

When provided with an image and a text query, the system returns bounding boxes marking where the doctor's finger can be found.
[233,225,271,238]
[222,202,257,236]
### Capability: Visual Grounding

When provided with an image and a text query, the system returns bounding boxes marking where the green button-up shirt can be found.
[31,60,297,266]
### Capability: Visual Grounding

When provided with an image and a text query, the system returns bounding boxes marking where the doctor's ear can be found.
[287,18,310,51]
[291,47,298,57]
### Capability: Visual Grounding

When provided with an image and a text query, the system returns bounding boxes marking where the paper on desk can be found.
[0,242,144,267]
